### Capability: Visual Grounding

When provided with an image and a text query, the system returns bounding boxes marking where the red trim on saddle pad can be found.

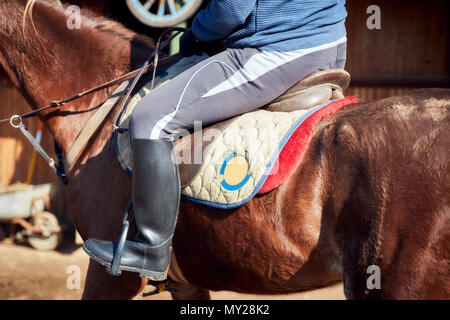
[258,96,360,194]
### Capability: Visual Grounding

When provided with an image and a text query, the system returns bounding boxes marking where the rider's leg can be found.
[131,40,347,140]
[83,38,347,280]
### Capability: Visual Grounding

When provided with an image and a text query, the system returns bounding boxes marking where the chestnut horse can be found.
[0,0,449,300]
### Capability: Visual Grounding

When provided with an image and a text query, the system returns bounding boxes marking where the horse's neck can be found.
[0,0,148,153]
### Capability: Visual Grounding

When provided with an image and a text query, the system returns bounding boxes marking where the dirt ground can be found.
[0,240,345,300]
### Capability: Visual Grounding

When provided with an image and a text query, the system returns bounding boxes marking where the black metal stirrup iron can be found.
[108,199,133,276]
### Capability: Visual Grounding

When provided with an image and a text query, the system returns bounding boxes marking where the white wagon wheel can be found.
[126,0,203,28]
[28,211,63,251]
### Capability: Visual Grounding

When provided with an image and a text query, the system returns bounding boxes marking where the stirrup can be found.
[107,199,132,276]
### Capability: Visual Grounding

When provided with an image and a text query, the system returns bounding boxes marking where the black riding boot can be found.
[83,139,180,280]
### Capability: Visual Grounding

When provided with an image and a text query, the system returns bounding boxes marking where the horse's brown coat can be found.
[0,0,448,299]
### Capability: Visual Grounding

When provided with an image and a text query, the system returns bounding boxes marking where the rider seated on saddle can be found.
[83,0,348,281]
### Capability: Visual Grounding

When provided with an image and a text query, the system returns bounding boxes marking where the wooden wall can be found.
[0,0,449,187]
[345,0,450,100]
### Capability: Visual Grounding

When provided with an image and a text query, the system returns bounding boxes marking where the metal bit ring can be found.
[9,115,22,128]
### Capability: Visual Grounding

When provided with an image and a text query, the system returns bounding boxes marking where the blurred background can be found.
[0,0,449,299]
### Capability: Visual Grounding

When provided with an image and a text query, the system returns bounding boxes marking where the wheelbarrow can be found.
[0,183,62,250]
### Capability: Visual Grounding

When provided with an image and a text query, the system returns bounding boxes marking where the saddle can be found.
[176,69,350,187]
[115,64,354,208]
[265,69,350,112]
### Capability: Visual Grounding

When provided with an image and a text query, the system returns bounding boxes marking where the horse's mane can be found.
[22,0,154,48]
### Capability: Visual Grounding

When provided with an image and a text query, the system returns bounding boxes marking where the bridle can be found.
[0,27,187,185]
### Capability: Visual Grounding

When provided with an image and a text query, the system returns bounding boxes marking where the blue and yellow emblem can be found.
[218,154,251,191]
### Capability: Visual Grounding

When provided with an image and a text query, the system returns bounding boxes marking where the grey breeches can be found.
[130,37,347,141]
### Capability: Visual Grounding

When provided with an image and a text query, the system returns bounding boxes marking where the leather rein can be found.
[0,27,187,185]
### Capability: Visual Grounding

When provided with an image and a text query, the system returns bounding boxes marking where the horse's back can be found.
[324,88,450,299]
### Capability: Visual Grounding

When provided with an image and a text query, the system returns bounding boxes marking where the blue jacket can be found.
[192,0,347,51]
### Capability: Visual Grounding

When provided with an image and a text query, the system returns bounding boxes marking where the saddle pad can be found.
[115,77,357,208]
